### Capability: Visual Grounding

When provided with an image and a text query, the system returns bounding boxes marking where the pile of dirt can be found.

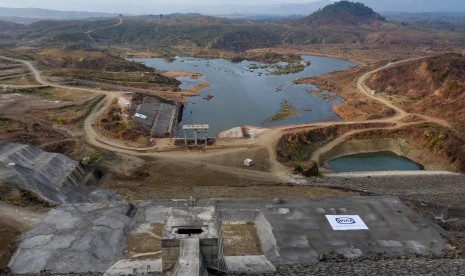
[366,53,465,131]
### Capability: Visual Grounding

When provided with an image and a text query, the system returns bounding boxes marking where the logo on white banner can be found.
[326,215,369,231]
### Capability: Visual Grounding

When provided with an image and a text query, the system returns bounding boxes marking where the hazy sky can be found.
[0,0,326,13]
[1,0,461,14]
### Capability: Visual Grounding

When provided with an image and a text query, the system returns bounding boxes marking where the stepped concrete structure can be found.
[0,141,118,204]
[8,197,452,275]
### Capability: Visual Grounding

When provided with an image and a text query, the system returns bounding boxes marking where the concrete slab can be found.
[172,238,202,276]
[104,259,161,275]
[215,196,450,263]
[8,202,133,274]
[225,255,276,273]
[162,206,219,242]
[8,197,451,274]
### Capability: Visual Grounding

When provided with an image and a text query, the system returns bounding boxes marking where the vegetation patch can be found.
[449,81,462,92]
[427,132,448,151]
[97,98,150,146]
[288,140,309,161]
[238,52,303,64]
[270,62,307,75]
[268,99,298,122]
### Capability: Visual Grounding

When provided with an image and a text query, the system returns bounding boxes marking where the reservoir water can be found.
[329,152,423,172]
[133,56,354,136]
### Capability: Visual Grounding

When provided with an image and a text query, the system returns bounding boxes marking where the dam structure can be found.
[8,197,453,275]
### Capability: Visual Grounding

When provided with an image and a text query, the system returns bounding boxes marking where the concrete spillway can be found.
[0,141,118,204]
[172,238,208,276]
[8,197,454,275]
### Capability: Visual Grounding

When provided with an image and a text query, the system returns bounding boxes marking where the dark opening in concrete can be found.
[176,228,203,235]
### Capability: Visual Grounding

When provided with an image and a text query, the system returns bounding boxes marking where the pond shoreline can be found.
[132,55,354,136]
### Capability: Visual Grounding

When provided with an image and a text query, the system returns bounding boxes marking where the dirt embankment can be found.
[366,53,465,132]
[277,122,465,173]
[276,123,394,165]
[347,124,465,173]
[294,65,396,121]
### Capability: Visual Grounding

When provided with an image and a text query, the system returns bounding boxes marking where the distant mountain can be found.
[2,1,465,19]
[298,1,385,27]
[213,0,465,15]
[0,7,116,20]
[0,16,39,24]
[140,0,465,16]
[0,20,23,31]
[359,0,465,13]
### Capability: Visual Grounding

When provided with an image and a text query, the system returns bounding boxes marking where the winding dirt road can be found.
[0,53,459,182]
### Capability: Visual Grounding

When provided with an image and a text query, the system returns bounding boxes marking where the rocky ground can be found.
[226,258,465,276]
[3,258,465,275]
[312,173,465,207]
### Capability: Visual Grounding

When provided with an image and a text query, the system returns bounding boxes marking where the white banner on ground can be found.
[135,113,147,119]
[325,215,369,231]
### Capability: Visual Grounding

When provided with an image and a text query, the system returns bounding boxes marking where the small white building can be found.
[243,159,254,167]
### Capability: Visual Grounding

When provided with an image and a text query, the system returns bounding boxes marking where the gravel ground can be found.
[226,258,465,276]
[3,259,465,275]
[311,173,465,207]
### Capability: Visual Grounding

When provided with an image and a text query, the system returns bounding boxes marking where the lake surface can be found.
[329,152,423,172]
[133,56,354,136]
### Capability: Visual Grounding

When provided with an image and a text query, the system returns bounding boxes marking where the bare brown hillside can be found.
[366,53,465,131]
